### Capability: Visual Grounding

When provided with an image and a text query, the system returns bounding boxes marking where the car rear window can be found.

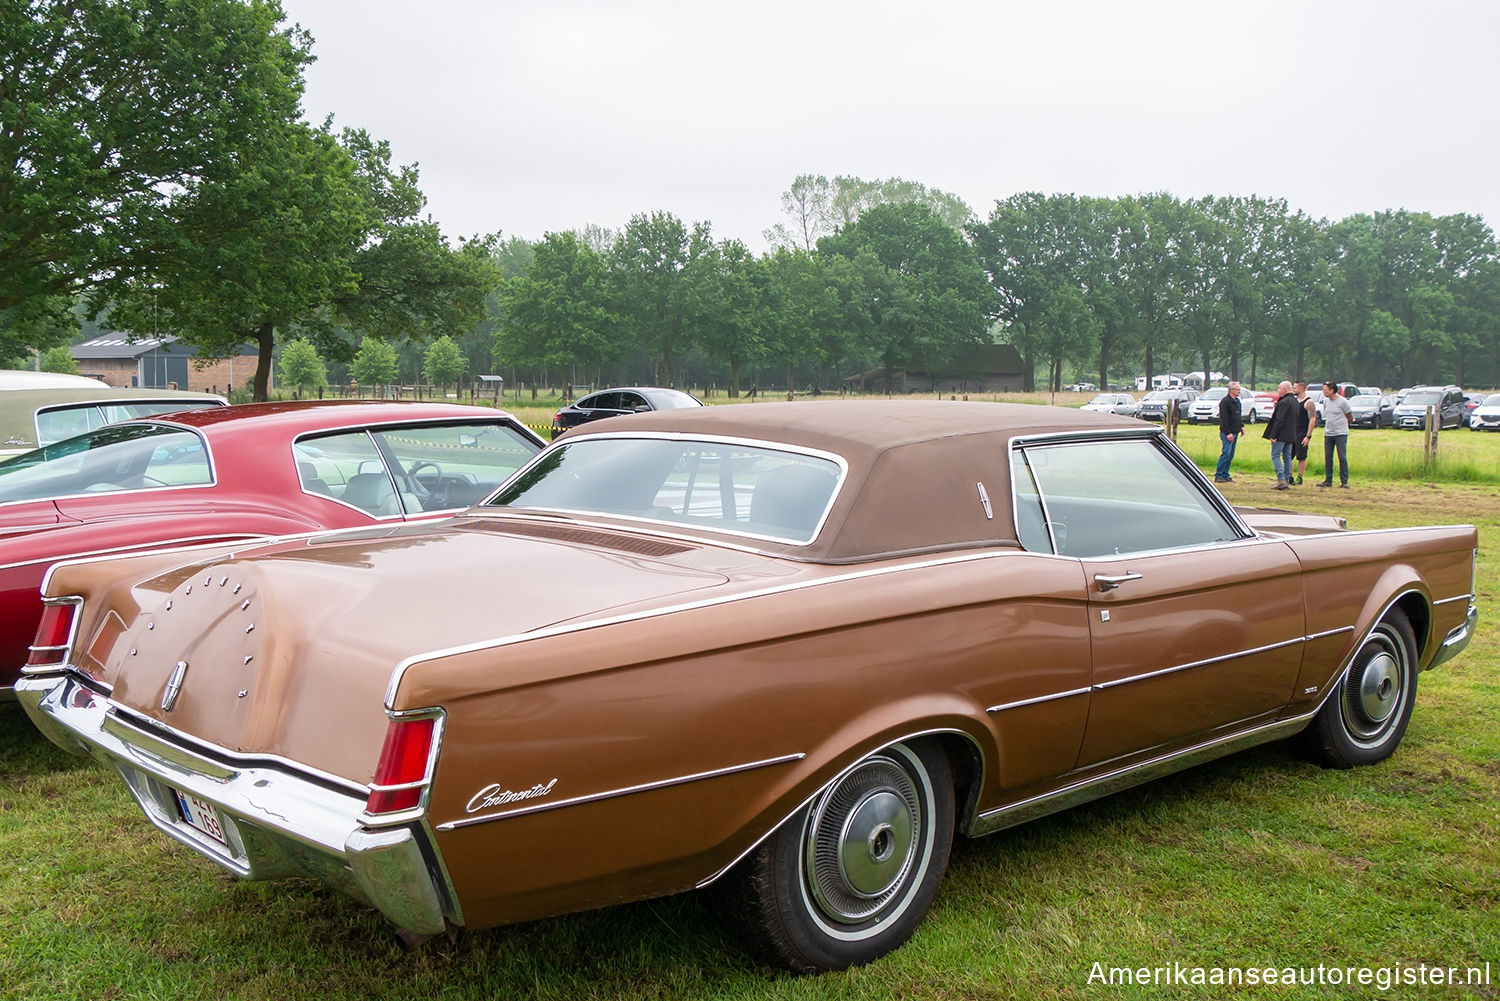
[489,437,843,544]
[0,423,211,502]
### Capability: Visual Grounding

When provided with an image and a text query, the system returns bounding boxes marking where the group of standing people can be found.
[1214,379,1352,489]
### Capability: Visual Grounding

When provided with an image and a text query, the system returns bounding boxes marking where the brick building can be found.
[72,335,262,396]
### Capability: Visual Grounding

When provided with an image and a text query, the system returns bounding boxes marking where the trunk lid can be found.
[86,516,737,784]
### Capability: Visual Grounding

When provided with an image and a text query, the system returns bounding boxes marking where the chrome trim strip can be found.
[1432,592,1474,606]
[0,533,269,575]
[986,626,1357,711]
[1094,634,1310,691]
[436,752,806,831]
[968,708,1320,837]
[987,687,1092,714]
[387,547,1014,706]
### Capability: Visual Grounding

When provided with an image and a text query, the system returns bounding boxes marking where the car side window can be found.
[585,392,618,412]
[1013,438,1242,558]
[293,431,405,516]
[617,392,647,412]
[368,423,541,512]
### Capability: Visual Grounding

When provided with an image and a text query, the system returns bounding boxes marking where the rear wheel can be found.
[735,741,954,972]
[1299,610,1419,768]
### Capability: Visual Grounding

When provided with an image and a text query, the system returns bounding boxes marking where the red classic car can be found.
[16,401,1478,971]
[0,400,543,698]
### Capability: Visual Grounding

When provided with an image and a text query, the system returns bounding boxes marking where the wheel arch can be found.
[697,714,993,891]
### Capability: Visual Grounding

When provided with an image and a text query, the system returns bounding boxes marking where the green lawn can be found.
[1,457,1496,1000]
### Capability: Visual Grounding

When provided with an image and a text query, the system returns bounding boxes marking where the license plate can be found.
[175,790,228,845]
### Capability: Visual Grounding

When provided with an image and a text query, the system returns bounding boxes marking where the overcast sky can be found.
[276,0,1500,252]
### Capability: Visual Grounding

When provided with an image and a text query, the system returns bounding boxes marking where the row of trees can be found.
[972,193,1500,392]
[6,3,1500,396]
[486,190,1500,396]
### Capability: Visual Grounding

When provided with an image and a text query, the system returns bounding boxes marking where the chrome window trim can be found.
[1006,428,1254,555]
[485,431,850,549]
[436,752,806,831]
[30,399,224,450]
[0,422,219,510]
[289,417,546,517]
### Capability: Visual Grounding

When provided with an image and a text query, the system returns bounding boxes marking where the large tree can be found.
[822,202,995,390]
[1,0,309,309]
[496,231,619,386]
[102,124,497,399]
[609,211,710,387]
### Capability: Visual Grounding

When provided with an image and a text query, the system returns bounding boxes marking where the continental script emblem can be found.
[465,778,558,813]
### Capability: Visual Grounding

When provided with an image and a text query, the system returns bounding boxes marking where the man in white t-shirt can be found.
[1316,381,1355,488]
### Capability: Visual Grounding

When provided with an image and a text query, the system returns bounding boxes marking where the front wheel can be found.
[735,741,954,972]
[1298,611,1419,768]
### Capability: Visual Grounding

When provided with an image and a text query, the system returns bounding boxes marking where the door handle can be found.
[1094,572,1143,592]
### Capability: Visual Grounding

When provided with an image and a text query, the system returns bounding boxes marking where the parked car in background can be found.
[1135,387,1199,421]
[1080,392,1138,416]
[1468,393,1500,431]
[1348,394,1397,429]
[1358,386,1381,398]
[1186,386,1256,424]
[1392,386,1466,430]
[0,401,543,700]
[551,387,703,439]
[1461,393,1487,423]
[17,401,1477,971]
[1251,392,1278,422]
[1,386,227,459]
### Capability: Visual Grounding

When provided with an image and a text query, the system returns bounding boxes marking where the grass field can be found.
[1,407,1496,1000]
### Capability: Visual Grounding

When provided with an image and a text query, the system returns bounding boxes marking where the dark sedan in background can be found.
[1348,394,1396,429]
[551,387,703,439]
[1135,388,1199,422]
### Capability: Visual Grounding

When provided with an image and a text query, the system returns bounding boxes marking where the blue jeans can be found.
[1216,431,1237,479]
[1271,441,1294,482]
[1323,435,1349,485]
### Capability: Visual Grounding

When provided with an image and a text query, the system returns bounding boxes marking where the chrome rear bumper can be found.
[16,671,457,935]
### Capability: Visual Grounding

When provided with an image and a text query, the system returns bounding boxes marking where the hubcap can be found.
[805,755,922,923]
[1342,632,1406,742]
[1357,651,1399,723]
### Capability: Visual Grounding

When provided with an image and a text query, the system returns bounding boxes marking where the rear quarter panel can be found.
[397,550,1094,928]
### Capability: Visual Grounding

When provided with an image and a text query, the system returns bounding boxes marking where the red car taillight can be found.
[27,599,80,668]
[365,715,439,816]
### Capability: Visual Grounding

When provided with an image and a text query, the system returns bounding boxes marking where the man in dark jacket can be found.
[1214,382,1244,482]
[1263,380,1299,490]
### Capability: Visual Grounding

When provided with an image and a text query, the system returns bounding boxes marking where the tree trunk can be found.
[252,321,275,401]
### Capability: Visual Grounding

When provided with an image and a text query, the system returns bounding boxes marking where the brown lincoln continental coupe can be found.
[18,402,1478,971]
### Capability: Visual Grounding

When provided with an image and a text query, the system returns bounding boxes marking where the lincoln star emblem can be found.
[161,660,189,712]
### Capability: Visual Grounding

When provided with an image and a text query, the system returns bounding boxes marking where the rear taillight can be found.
[365,715,439,816]
[27,599,80,668]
